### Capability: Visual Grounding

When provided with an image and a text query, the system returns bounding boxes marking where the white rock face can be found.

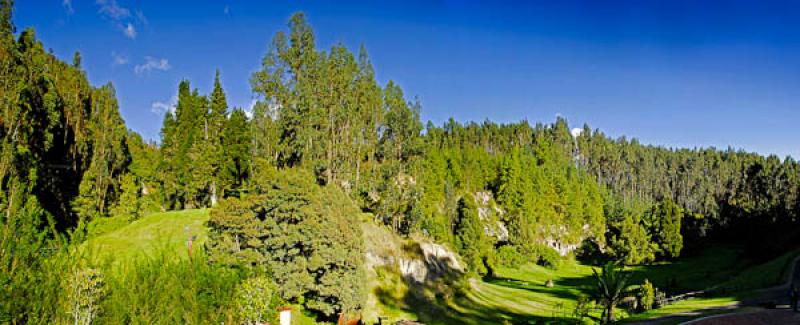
[475,191,492,206]
[369,240,463,284]
[366,252,395,267]
[494,221,510,242]
[470,191,511,243]
[401,242,463,283]
[544,238,579,257]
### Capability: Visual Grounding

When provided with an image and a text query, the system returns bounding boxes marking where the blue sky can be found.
[12,1,800,158]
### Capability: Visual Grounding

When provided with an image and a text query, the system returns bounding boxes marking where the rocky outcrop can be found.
[367,240,463,284]
[363,214,463,284]
[544,238,579,256]
[543,224,593,256]
[473,191,510,243]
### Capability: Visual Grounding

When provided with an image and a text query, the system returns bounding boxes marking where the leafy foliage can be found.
[455,195,492,276]
[637,279,655,312]
[591,262,634,323]
[235,276,282,325]
[98,250,242,324]
[66,268,106,325]
[207,169,366,318]
[4,3,800,322]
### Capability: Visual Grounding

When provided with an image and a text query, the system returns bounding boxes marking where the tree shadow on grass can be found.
[382,289,573,325]
[371,255,586,325]
[487,276,589,302]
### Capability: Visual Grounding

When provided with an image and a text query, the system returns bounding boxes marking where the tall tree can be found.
[72,84,129,220]
[380,82,421,165]
[207,70,229,205]
[455,195,492,276]
[222,108,251,192]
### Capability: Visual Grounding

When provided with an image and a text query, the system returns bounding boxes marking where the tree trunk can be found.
[210,180,218,207]
[606,304,614,324]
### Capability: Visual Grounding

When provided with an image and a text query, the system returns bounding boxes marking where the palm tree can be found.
[591,262,633,323]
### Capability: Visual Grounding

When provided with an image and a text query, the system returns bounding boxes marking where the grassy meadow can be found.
[83,209,797,324]
[85,209,210,263]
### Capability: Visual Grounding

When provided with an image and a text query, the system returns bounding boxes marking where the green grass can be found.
[424,247,747,324]
[621,297,740,324]
[85,210,800,324]
[718,248,800,292]
[628,246,745,292]
[84,209,210,263]
[368,242,799,324]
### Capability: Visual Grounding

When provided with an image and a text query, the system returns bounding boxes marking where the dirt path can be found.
[631,254,800,325]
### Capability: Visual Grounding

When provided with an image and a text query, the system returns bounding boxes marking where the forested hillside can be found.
[0,1,142,319]
[2,1,800,323]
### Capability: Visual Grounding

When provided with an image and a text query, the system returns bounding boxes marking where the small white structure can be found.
[278,306,291,325]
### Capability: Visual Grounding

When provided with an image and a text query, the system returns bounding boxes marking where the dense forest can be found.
[2,1,800,323]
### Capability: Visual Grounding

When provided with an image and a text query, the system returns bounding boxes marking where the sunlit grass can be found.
[84,209,210,263]
[622,297,740,323]
[86,210,800,324]
[369,244,799,324]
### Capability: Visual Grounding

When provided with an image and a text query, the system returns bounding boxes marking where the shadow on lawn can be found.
[372,255,588,324]
[372,244,792,325]
[487,276,589,302]
[375,286,574,325]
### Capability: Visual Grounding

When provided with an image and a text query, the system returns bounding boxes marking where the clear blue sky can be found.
[12,0,800,158]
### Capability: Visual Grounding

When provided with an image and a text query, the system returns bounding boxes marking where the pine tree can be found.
[222,108,251,193]
[455,195,491,276]
[207,70,229,205]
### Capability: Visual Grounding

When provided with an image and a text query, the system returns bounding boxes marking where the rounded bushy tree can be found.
[207,169,366,318]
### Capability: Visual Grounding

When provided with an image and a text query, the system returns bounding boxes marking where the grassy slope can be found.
[85,209,210,263]
[84,209,320,324]
[367,241,798,324]
[86,210,798,324]
[624,247,800,323]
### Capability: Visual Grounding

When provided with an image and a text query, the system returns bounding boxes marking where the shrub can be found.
[534,245,561,269]
[236,276,282,325]
[575,238,604,265]
[638,279,655,312]
[573,295,592,322]
[66,268,107,325]
[653,288,668,309]
[496,245,526,268]
[98,250,241,324]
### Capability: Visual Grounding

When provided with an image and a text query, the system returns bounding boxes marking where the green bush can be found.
[496,245,526,268]
[638,279,655,312]
[573,295,592,322]
[98,250,242,324]
[534,245,561,269]
[653,288,668,309]
[235,276,282,325]
[66,268,107,325]
[207,169,366,318]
